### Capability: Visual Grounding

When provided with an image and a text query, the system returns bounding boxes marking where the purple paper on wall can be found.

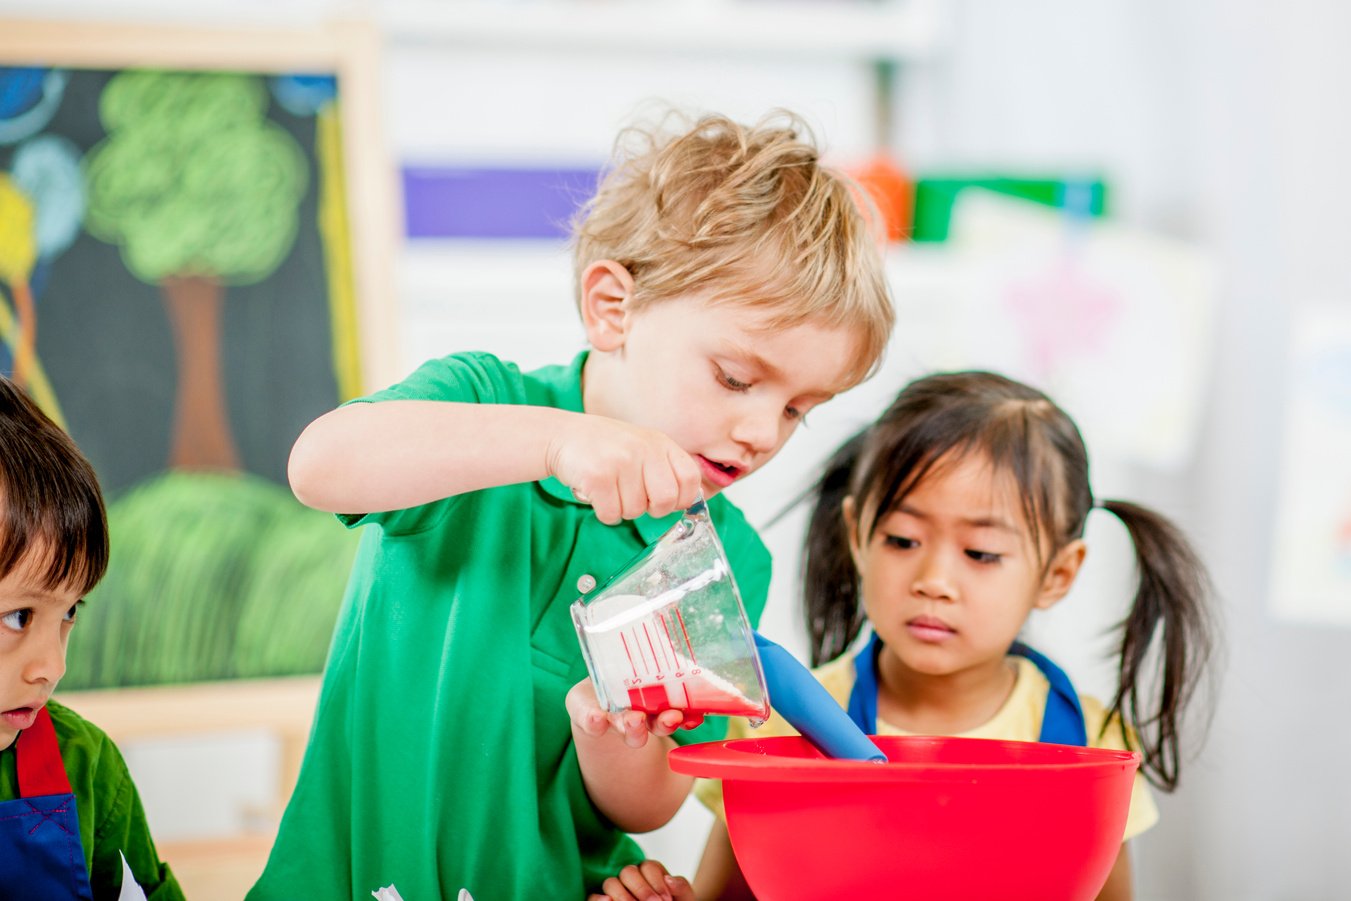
[401,165,603,239]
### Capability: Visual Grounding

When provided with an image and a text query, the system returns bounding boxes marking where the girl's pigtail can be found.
[802,428,870,666]
[1099,499,1215,792]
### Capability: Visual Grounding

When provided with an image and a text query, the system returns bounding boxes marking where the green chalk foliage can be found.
[83,71,308,285]
[63,470,360,689]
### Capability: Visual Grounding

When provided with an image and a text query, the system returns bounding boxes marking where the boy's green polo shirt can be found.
[249,351,771,901]
[0,700,184,901]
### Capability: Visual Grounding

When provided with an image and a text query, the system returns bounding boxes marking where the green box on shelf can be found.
[911,176,1109,242]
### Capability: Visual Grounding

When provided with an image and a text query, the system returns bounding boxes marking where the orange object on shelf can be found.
[849,153,914,243]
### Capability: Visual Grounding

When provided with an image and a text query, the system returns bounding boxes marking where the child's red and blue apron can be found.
[846,633,1089,746]
[0,707,94,900]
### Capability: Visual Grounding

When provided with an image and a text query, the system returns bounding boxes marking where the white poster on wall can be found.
[1270,305,1351,627]
[934,189,1220,472]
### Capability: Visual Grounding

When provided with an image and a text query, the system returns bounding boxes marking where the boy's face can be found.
[0,554,80,750]
[584,288,862,498]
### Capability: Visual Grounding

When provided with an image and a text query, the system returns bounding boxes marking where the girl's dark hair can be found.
[0,376,108,595]
[803,370,1214,791]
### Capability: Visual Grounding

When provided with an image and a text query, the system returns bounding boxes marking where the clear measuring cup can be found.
[571,498,770,722]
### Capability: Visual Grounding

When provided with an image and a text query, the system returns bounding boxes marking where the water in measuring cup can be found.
[578,592,765,719]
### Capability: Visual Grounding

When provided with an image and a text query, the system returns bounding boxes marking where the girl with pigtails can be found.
[662,370,1218,901]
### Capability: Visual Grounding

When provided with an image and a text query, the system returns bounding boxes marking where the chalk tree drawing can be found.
[83,72,307,471]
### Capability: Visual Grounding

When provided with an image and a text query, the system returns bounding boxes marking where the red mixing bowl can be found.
[669,735,1140,901]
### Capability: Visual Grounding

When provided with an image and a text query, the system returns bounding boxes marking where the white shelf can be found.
[379,0,942,61]
[0,0,942,62]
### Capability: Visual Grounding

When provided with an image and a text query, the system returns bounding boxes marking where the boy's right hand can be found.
[587,861,698,901]
[545,416,702,524]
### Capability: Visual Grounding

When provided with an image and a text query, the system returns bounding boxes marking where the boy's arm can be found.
[1095,845,1133,901]
[693,818,756,901]
[566,679,694,833]
[289,401,700,523]
[91,750,185,901]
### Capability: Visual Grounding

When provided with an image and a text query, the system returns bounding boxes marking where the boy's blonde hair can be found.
[571,110,894,385]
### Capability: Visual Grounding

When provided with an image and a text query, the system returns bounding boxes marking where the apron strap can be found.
[846,634,1088,746]
[16,706,73,798]
[846,632,882,733]
[1007,641,1088,746]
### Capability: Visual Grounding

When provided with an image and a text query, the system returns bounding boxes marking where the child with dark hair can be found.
[681,370,1216,901]
[0,375,183,900]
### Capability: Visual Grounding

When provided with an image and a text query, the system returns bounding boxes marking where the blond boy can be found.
[250,111,893,900]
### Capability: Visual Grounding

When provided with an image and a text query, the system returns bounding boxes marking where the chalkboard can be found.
[0,20,398,688]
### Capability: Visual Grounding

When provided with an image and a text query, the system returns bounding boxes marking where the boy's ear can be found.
[578,260,635,352]
[1035,539,1087,610]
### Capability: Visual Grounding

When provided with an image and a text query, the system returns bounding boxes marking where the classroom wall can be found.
[1181,2,1351,897]
[922,3,1351,899]
[4,0,1348,897]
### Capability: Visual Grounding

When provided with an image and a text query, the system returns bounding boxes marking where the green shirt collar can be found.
[531,351,681,544]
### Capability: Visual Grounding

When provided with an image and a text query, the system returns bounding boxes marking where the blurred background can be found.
[1,0,1348,898]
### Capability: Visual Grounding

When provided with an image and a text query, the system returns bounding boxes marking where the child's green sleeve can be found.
[89,739,185,901]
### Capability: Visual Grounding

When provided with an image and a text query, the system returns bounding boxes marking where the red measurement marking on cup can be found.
[659,613,684,676]
[657,621,675,671]
[621,632,638,680]
[643,623,663,678]
[675,609,698,667]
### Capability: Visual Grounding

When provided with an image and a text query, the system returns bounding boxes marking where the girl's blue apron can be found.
[846,633,1089,746]
[0,706,95,900]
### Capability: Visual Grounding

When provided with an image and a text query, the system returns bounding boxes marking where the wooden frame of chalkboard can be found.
[0,23,400,893]
[0,19,401,696]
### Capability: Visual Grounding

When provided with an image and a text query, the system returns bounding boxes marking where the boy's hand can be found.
[546,416,702,524]
[587,861,698,901]
[566,679,704,749]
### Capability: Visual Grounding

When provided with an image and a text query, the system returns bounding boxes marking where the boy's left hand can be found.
[566,679,704,748]
[587,861,698,901]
